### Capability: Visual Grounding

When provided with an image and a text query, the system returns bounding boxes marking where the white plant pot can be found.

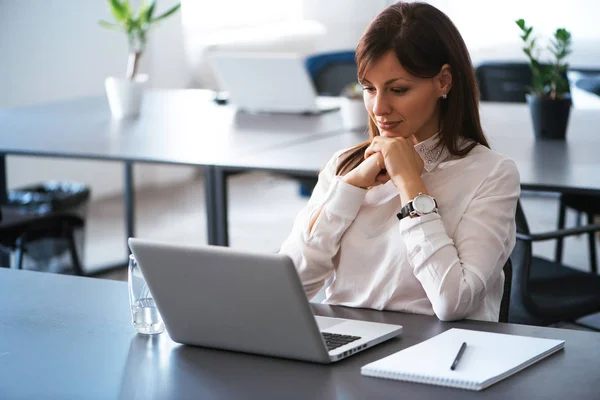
[340,97,369,131]
[104,74,149,119]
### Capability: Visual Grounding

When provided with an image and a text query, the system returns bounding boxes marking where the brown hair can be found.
[336,1,489,176]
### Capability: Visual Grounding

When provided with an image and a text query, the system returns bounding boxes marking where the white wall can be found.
[301,0,600,67]
[0,0,195,200]
[301,0,389,51]
[428,0,600,67]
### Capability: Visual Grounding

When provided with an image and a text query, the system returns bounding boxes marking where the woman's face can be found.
[361,50,450,142]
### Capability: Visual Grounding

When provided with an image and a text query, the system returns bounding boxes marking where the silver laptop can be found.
[128,238,402,363]
[208,52,341,114]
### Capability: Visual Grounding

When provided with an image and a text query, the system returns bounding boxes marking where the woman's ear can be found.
[438,64,452,96]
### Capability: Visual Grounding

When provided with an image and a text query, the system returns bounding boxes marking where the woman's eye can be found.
[362,86,375,93]
[391,88,408,94]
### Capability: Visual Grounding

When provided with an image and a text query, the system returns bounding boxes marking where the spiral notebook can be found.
[361,328,565,391]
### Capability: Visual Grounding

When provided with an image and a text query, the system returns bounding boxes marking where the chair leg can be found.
[65,227,84,276]
[587,213,598,274]
[14,235,26,270]
[555,199,567,263]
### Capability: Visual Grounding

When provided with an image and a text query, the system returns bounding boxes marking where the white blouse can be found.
[279,135,520,322]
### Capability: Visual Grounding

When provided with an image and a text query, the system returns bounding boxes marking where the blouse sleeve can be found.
[399,158,520,321]
[279,152,368,299]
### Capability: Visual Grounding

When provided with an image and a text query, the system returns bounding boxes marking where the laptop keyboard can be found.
[322,332,361,351]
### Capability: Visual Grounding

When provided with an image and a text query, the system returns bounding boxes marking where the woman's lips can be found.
[377,121,402,130]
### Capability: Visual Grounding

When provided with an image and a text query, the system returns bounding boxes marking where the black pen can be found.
[450,342,467,370]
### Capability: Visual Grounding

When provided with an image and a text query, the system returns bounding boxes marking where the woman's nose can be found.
[371,93,391,116]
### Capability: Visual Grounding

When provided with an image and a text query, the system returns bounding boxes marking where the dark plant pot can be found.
[526,94,572,140]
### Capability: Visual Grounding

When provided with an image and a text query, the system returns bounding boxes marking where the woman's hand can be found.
[341,152,389,189]
[365,136,427,202]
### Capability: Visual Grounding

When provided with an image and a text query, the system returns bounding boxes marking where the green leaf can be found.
[555,28,570,42]
[138,0,156,24]
[147,0,157,20]
[150,3,181,23]
[122,1,133,18]
[516,19,525,30]
[98,19,122,30]
[107,0,130,22]
[126,17,140,35]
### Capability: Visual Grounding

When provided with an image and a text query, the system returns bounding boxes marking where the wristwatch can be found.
[397,193,438,220]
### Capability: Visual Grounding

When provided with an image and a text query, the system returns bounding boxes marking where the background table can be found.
[480,103,600,195]
[234,103,600,194]
[0,90,344,258]
[218,103,600,244]
[1,268,599,399]
[2,95,600,252]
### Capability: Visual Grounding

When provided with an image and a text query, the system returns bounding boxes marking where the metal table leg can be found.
[86,161,137,276]
[204,166,229,246]
[124,162,136,248]
[0,154,9,268]
[214,167,229,246]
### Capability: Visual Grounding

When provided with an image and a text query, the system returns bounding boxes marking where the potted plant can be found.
[100,0,181,119]
[516,19,573,140]
[339,82,368,131]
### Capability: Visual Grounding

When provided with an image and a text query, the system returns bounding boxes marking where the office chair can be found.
[575,77,600,96]
[0,206,85,275]
[509,200,600,328]
[475,62,532,103]
[499,258,512,323]
[305,50,357,96]
[477,61,600,273]
[475,61,573,102]
[554,69,600,273]
[555,194,599,273]
[569,67,600,96]
[297,51,358,197]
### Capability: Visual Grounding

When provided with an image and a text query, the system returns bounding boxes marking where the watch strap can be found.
[396,194,438,221]
[397,202,414,220]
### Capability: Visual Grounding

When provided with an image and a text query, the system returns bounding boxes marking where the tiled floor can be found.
[67,168,600,331]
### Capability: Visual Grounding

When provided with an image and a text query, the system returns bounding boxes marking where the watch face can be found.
[413,194,435,214]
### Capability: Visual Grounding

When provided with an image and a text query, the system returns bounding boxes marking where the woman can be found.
[280,1,520,322]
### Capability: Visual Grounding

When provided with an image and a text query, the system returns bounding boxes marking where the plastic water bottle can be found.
[128,255,165,335]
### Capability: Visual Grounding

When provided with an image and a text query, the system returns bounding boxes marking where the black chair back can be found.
[313,63,358,96]
[475,62,532,103]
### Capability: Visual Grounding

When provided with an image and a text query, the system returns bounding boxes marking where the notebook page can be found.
[361,328,564,389]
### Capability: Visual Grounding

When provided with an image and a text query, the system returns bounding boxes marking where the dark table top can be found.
[234,103,600,194]
[0,90,344,166]
[1,268,599,400]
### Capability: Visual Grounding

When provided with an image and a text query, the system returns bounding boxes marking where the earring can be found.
[442,94,447,99]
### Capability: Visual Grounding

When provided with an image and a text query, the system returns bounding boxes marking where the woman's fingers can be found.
[364,147,385,168]
[364,142,381,159]
[375,152,385,170]
[365,136,394,158]
[376,171,390,184]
